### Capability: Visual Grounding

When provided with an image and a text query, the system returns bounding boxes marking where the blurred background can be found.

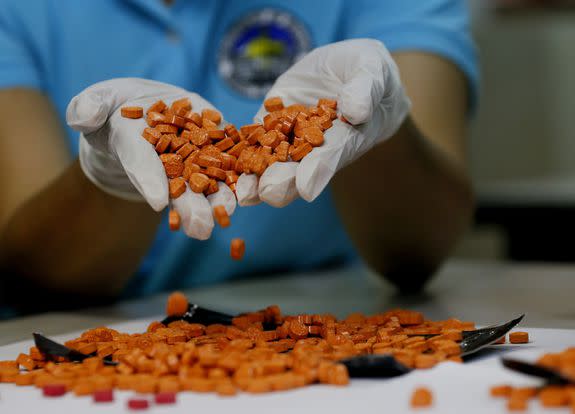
[454,0,575,262]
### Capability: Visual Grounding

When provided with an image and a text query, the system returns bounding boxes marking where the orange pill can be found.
[264,97,284,112]
[275,118,294,135]
[202,118,218,131]
[410,387,433,408]
[189,173,210,193]
[207,129,225,140]
[204,179,219,196]
[176,143,195,160]
[166,292,189,317]
[509,332,529,344]
[539,386,568,407]
[142,127,162,145]
[318,104,337,120]
[170,98,191,114]
[288,320,308,340]
[121,106,143,119]
[317,98,337,110]
[225,170,238,185]
[263,113,282,132]
[146,111,166,127]
[168,177,186,199]
[507,398,527,411]
[246,126,265,145]
[301,126,324,147]
[169,210,181,231]
[202,108,222,125]
[155,124,178,134]
[186,111,203,127]
[197,154,222,169]
[239,123,261,137]
[490,385,512,397]
[16,354,35,371]
[230,238,245,260]
[213,205,230,228]
[169,134,188,152]
[289,142,313,162]
[155,134,172,154]
[215,137,235,152]
[182,163,201,181]
[147,100,167,114]
[224,124,240,142]
[274,141,290,162]
[205,166,227,181]
[190,128,210,146]
[159,153,184,178]
[165,114,186,128]
[227,140,249,158]
[259,130,281,149]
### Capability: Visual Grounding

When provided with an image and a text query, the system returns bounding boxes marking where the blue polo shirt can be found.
[0,0,478,298]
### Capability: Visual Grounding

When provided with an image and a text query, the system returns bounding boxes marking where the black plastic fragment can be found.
[459,314,525,356]
[33,333,118,366]
[161,303,234,326]
[502,358,571,385]
[340,354,412,378]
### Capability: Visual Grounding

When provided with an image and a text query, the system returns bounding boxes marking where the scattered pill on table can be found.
[507,397,527,411]
[5,293,531,401]
[42,384,67,397]
[509,331,529,344]
[410,387,433,408]
[93,389,114,403]
[155,392,177,404]
[127,398,149,410]
[490,384,512,397]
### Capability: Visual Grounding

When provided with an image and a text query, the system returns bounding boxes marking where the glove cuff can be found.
[79,135,145,203]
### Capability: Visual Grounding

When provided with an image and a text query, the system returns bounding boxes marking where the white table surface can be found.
[1,260,575,412]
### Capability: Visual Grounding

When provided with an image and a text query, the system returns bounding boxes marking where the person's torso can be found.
[10,0,360,295]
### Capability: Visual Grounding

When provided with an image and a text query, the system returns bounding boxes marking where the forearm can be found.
[331,117,474,292]
[0,159,161,298]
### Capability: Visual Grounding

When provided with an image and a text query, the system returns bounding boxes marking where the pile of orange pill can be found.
[491,346,575,412]
[120,96,337,260]
[0,293,489,398]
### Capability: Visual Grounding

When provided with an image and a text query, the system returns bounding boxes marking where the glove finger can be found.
[172,186,214,240]
[339,64,385,125]
[207,181,237,216]
[296,120,360,202]
[110,115,169,211]
[67,86,118,136]
[258,161,299,207]
[236,173,261,207]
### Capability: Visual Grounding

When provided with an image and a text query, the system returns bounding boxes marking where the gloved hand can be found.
[66,78,236,240]
[236,39,411,207]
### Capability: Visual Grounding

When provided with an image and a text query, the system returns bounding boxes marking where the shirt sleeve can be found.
[341,0,479,111]
[0,4,44,90]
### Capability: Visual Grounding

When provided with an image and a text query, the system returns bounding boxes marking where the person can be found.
[0,0,477,315]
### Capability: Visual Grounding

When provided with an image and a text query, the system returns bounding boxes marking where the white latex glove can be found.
[236,39,411,207]
[66,78,236,240]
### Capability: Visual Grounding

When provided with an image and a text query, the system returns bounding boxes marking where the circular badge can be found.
[218,8,311,99]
